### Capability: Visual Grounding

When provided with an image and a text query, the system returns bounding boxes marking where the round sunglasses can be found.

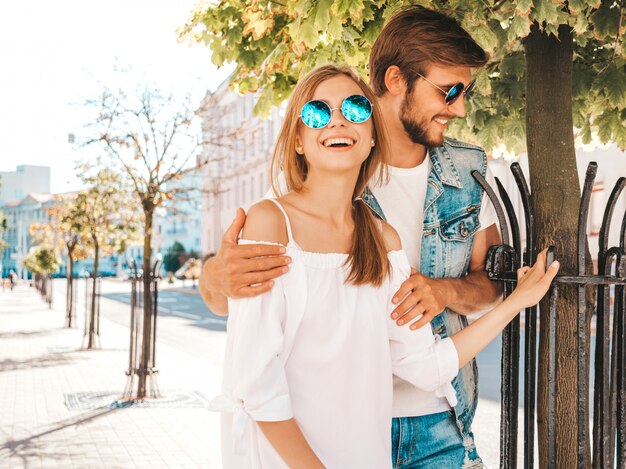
[300,95,372,129]
[416,72,476,106]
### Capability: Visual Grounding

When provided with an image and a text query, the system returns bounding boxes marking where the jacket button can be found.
[460,222,469,237]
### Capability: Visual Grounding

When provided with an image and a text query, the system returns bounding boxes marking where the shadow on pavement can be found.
[0,328,64,339]
[0,351,86,373]
[0,408,118,465]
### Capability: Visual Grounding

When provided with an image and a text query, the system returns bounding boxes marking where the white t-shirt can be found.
[370,159,498,417]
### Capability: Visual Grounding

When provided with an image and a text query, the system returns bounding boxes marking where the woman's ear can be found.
[384,66,407,97]
[295,134,304,155]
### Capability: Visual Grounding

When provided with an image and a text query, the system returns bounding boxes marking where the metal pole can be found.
[577,162,597,469]
[593,178,626,468]
[618,216,626,468]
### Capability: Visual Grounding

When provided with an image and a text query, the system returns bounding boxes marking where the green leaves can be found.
[530,0,562,26]
[181,0,626,151]
[602,64,626,109]
[590,0,622,40]
[594,108,626,147]
[242,7,275,40]
[471,23,499,52]
[508,15,532,42]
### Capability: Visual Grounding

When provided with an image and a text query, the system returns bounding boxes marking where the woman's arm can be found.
[451,249,558,368]
[257,420,325,468]
[225,201,322,466]
[387,242,558,392]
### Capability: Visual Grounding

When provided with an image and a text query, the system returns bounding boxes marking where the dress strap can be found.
[267,199,297,247]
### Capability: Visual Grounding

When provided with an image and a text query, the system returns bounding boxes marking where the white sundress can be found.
[211,199,459,469]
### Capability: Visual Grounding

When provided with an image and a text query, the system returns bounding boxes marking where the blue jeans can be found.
[391,411,483,468]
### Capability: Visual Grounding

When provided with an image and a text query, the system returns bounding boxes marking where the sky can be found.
[0,0,232,194]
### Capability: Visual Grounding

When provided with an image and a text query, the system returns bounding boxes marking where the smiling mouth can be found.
[322,137,355,148]
[434,117,449,125]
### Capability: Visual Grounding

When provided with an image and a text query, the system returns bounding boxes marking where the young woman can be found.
[210,65,559,468]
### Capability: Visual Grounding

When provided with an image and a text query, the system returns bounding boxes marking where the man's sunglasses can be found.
[416,72,476,106]
[300,95,372,129]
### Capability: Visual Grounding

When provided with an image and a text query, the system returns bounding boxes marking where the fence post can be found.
[475,162,626,468]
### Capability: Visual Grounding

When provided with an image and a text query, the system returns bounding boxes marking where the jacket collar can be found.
[428,138,463,188]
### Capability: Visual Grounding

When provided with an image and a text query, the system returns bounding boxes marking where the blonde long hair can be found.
[270,64,391,286]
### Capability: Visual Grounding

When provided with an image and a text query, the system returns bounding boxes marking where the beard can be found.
[399,93,445,148]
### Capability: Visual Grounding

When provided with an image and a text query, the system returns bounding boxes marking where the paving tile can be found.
[0,284,222,468]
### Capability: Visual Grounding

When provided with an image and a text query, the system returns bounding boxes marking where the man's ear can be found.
[384,66,407,97]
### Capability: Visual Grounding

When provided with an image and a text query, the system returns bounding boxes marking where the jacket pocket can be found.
[438,211,480,242]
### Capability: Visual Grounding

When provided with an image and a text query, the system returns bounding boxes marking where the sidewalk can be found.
[0,283,223,469]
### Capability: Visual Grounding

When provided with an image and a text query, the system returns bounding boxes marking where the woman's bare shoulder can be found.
[242,200,289,245]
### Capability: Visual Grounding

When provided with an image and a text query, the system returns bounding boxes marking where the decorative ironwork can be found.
[473,161,626,468]
[122,258,162,400]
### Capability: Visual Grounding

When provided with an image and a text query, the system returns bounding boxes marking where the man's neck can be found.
[388,133,429,169]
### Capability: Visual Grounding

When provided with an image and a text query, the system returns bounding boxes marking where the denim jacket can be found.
[363,137,488,437]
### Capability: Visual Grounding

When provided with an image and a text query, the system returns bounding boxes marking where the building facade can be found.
[199,80,284,255]
[153,168,204,259]
[2,193,56,279]
[0,165,51,206]
[1,190,144,280]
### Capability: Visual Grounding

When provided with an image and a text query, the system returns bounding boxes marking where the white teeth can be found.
[434,118,449,125]
[323,137,355,147]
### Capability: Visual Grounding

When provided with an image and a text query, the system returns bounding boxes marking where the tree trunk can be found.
[87,240,99,349]
[137,210,154,399]
[66,246,74,328]
[525,24,585,468]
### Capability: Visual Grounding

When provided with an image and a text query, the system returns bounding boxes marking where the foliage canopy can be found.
[180,0,626,155]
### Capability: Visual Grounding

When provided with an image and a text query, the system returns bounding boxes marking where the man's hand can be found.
[199,208,291,314]
[390,272,452,331]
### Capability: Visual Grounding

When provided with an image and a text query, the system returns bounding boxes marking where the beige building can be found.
[199,80,284,255]
[2,193,56,279]
[0,165,51,206]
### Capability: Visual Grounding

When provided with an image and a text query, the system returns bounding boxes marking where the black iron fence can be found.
[474,162,626,468]
[122,258,161,400]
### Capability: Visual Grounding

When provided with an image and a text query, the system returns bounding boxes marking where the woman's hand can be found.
[508,248,560,310]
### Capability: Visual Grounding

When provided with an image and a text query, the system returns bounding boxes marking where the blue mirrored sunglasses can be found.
[300,95,372,129]
[416,72,476,105]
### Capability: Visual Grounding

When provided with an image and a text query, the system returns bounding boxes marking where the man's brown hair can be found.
[369,6,489,96]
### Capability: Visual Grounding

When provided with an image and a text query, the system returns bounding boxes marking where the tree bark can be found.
[65,243,76,328]
[87,240,99,349]
[525,24,585,468]
[66,245,74,328]
[137,210,154,400]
